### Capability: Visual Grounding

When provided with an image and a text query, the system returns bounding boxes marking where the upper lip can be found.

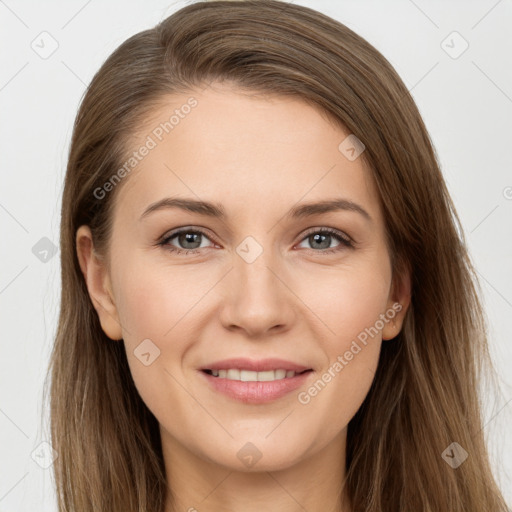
[201,358,312,373]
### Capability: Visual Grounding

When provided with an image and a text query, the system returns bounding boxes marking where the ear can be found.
[382,259,411,341]
[76,225,123,341]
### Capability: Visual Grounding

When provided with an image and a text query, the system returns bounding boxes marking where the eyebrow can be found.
[139,197,372,223]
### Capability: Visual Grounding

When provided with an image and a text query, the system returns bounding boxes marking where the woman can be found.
[45,1,509,510]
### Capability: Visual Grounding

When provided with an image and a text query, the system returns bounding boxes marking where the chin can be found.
[200,439,310,473]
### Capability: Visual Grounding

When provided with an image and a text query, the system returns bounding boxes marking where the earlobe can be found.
[382,261,412,341]
[76,225,123,341]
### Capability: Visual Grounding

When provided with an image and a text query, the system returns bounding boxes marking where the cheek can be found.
[109,256,183,393]
[292,260,389,428]
[294,256,391,343]
[296,311,383,446]
[110,255,218,400]
[113,254,208,340]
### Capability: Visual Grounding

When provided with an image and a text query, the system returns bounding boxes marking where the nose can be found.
[218,245,297,338]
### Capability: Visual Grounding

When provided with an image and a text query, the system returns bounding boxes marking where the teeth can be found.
[209,369,300,381]
[240,370,257,381]
[275,370,286,379]
[227,369,240,380]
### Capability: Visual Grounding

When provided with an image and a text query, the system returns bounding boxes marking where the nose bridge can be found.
[233,233,282,299]
[219,233,294,335]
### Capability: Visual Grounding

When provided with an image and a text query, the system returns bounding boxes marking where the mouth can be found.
[201,368,313,381]
[198,358,314,403]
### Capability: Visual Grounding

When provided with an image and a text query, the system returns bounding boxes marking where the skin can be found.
[76,82,411,512]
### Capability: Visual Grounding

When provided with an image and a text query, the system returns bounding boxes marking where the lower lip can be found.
[199,370,313,404]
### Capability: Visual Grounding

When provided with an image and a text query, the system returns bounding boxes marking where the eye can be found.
[157,226,354,256]
[296,228,354,254]
[158,228,215,255]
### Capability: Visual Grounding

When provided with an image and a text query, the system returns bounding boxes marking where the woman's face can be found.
[78,82,409,475]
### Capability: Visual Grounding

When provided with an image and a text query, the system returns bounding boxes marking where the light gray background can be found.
[1,0,511,510]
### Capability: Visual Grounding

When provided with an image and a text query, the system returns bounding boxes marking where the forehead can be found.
[113,84,381,225]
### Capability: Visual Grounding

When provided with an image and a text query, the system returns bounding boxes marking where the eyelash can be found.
[157,227,354,256]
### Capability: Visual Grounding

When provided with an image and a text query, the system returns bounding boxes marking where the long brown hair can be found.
[44,1,509,510]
